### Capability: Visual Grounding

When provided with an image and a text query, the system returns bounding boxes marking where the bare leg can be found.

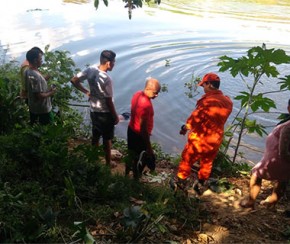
[240,174,262,208]
[125,150,135,176]
[249,174,262,203]
[261,181,287,207]
[91,128,100,147]
[103,139,112,166]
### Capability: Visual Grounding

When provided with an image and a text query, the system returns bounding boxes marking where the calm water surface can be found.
[1,0,290,162]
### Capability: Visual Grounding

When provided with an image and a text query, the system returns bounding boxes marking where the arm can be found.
[179,108,199,135]
[70,76,90,98]
[105,97,119,125]
[36,87,56,99]
[181,99,207,135]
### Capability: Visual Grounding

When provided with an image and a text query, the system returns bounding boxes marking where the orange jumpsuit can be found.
[177,90,233,181]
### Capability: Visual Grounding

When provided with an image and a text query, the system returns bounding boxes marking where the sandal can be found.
[239,198,255,209]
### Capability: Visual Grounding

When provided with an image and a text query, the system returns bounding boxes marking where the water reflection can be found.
[1,0,290,162]
[161,0,290,23]
[64,0,90,3]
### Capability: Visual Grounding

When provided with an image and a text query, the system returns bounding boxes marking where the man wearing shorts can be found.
[71,50,119,168]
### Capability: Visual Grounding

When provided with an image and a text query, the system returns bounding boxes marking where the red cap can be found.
[198,73,220,86]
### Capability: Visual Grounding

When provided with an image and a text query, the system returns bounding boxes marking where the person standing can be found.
[25,47,56,125]
[240,99,290,209]
[126,77,161,180]
[171,73,233,194]
[70,50,119,168]
[20,47,43,101]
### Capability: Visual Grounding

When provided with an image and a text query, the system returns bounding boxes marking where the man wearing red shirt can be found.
[171,73,233,195]
[126,77,161,180]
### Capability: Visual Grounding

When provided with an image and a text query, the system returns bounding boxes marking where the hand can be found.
[44,74,51,81]
[114,115,120,125]
[50,86,57,95]
[85,91,90,98]
[179,124,187,135]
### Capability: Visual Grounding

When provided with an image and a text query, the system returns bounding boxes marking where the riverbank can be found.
[109,148,290,243]
[71,137,290,243]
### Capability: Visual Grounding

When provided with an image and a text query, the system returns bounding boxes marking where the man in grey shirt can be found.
[25,47,56,125]
[71,50,119,168]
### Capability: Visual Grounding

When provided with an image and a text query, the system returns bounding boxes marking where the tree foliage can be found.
[94,0,161,19]
[218,43,290,162]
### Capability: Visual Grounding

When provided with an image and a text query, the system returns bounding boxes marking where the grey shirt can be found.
[77,65,113,113]
[26,69,52,114]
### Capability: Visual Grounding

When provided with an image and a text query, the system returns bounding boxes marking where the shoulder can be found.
[280,125,290,143]
[26,69,38,78]
[79,66,97,76]
[99,71,109,79]
[134,91,150,102]
[274,120,290,135]
[132,91,142,100]
[20,65,29,74]
[140,94,151,106]
[281,120,290,130]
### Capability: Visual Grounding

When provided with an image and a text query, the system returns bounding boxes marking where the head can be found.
[100,50,116,71]
[26,47,44,68]
[144,77,161,99]
[198,73,220,93]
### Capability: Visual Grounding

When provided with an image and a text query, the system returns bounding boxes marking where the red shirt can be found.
[129,91,154,135]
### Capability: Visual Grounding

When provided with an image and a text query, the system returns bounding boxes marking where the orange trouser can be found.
[177,142,219,181]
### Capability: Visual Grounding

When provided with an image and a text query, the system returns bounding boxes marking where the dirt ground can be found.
[68,139,290,243]
[110,154,290,243]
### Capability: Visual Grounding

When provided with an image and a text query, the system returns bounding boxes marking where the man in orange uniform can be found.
[171,73,233,195]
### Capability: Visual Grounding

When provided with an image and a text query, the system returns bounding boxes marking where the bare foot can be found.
[260,198,276,209]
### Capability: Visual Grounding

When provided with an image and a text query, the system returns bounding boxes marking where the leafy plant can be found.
[0,60,29,134]
[41,45,82,106]
[184,73,201,99]
[72,221,95,244]
[0,45,84,136]
[121,205,164,242]
[218,43,290,162]
[64,176,77,207]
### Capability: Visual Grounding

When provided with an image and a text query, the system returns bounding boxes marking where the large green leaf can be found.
[234,91,250,108]
[250,93,276,112]
[244,118,267,136]
[278,75,290,90]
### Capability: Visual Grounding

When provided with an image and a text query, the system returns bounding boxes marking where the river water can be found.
[1,0,290,162]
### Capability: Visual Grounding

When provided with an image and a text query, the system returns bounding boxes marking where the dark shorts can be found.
[90,112,115,141]
[127,126,156,172]
[127,126,146,154]
[30,111,54,125]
